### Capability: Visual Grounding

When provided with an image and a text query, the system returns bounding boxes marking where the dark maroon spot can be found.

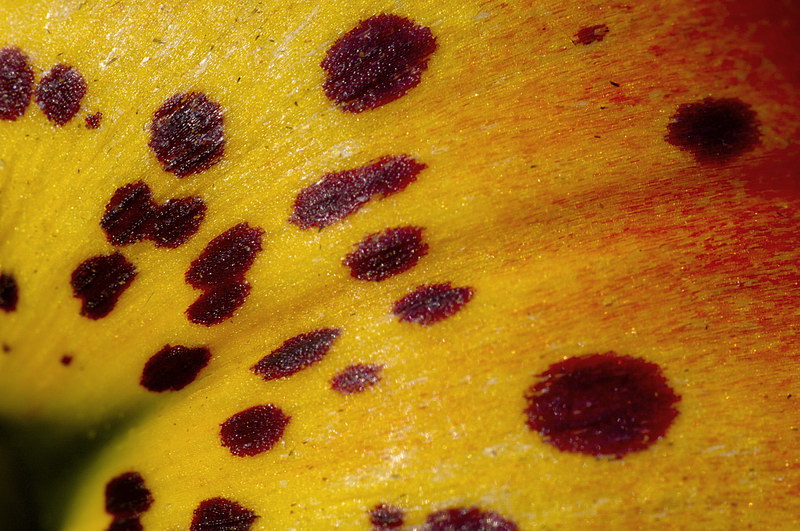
[370,504,404,530]
[149,92,225,177]
[666,97,761,164]
[322,14,437,113]
[220,404,290,457]
[2,344,10,353]
[140,345,211,392]
[101,182,157,246]
[151,197,206,248]
[393,283,473,325]
[60,355,73,366]
[252,328,341,381]
[525,353,681,458]
[71,252,137,319]
[186,281,251,326]
[290,155,425,229]
[332,364,382,395]
[344,226,428,281]
[107,516,142,531]
[185,223,263,289]
[0,273,19,312]
[574,24,610,45]
[104,472,153,518]
[424,507,518,531]
[35,64,86,126]
[86,111,103,129]
[0,47,34,121]
[191,497,258,531]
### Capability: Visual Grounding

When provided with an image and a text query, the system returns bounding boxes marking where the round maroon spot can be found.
[252,328,341,381]
[0,273,19,312]
[666,97,761,164]
[71,252,137,319]
[86,111,103,129]
[369,504,404,530]
[35,64,87,126]
[525,353,681,458]
[186,281,251,326]
[220,404,290,457]
[185,223,264,290]
[344,226,428,281]
[191,497,258,531]
[140,345,211,392]
[2,344,10,353]
[393,283,474,326]
[423,507,518,531]
[104,472,153,518]
[332,364,382,395]
[574,24,610,45]
[101,182,157,246]
[0,47,34,121]
[151,197,206,248]
[149,92,225,177]
[60,355,73,366]
[107,516,142,531]
[321,14,437,113]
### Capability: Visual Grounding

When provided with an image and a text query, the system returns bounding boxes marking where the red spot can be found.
[291,155,425,229]
[140,345,211,392]
[35,64,86,125]
[573,24,610,45]
[107,517,142,531]
[86,111,103,129]
[424,507,518,531]
[525,353,680,458]
[60,355,73,366]
[322,14,437,113]
[393,283,474,325]
[0,47,34,121]
[331,364,382,395]
[191,498,258,531]
[220,404,290,457]
[151,197,206,248]
[186,281,251,326]
[185,223,264,290]
[344,226,428,281]
[0,273,19,312]
[149,92,225,177]
[369,504,404,530]
[101,182,157,246]
[104,472,153,518]
[2,344,10,353]
[252,328,341,381]
[71,253,137,319]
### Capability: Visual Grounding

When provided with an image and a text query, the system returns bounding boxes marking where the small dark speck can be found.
[237,77,241,82]
[594,135,601,139]
[153,38,164,44]
[609,81,620,87]
[294,101,298,106]
[2,344,10,353]
[599,106,607,110]
[60,355,73,366]
[788,394,793,399]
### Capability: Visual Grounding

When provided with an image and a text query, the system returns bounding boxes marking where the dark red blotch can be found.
[424,507,518,531]
[525,353,680,458]
[185,223,264,289]
[344,226,428,281]
[393,283,473,325]
[0,47,34,121]
[291,155,425,229]
[0,273,19,312]
[574,24,610,45]
[370,504,404,530]
[191,497,258,531]
[71,252,137,319]
[220,404,291,457]
[104,472,153,518]
[101,182,157,246]
[332,364,382,395]
[86,111,103,129]
[140,345,211,392]
[60,355,73,366]
[35,64,86,125]
[252,328,341,381]
[151,197,206,248]
[322,14,437,113]
[186,281,251,326]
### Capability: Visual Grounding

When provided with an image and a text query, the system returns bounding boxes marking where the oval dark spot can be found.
[574,24,610,45]
[35,64,86,126]
[344,226,428,282]
[290,155,425,229]
[140,345,211,392]
[185,223,264,290]
[369,504,404,530]
[393,283,473,325]
[525,353,681,458]
[191,497,258,531]
[149,92,225,177]
[666,97,761,164]
[71,252,137,319]
[101,182,157,246]
[107,516,142,531]
[322,14,437,113]
[86,111,103,129]
[2,344,10,353]
[186,281,251,326]
[252,328,341,381]
[104,472,153,518]
[151,197,206,248]
[424,507,518,531]
[332,364,382,395]
[60,355,73,366]
[0,273,19,312]
[0,47,34,121]
[220,404,290,457]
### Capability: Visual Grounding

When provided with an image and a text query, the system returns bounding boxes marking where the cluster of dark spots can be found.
[185,223,263,289]
[140,345,211,392]
[0,47,34,121]
[85,111,103,129]
[191,497,258,531]
[344,226,428,281]
[573,24,609,45]
[423,507,518,531]
[149,92,225,177]
[369,504,404,529]
[71,252,137,319]
[524,353,680,458]
[35,64,86,125]
[0,273,19,312]
[393,283,474,325]
[252,328,341,380]
[322,14,437,112]
[151,196,207,248]
[60,355,73,366]
[666,97,761,164]
[291,155,425,229]
[186,281,251,326]
[331,364,383,394]
[220,404,291,457]
[105,472,153,519]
